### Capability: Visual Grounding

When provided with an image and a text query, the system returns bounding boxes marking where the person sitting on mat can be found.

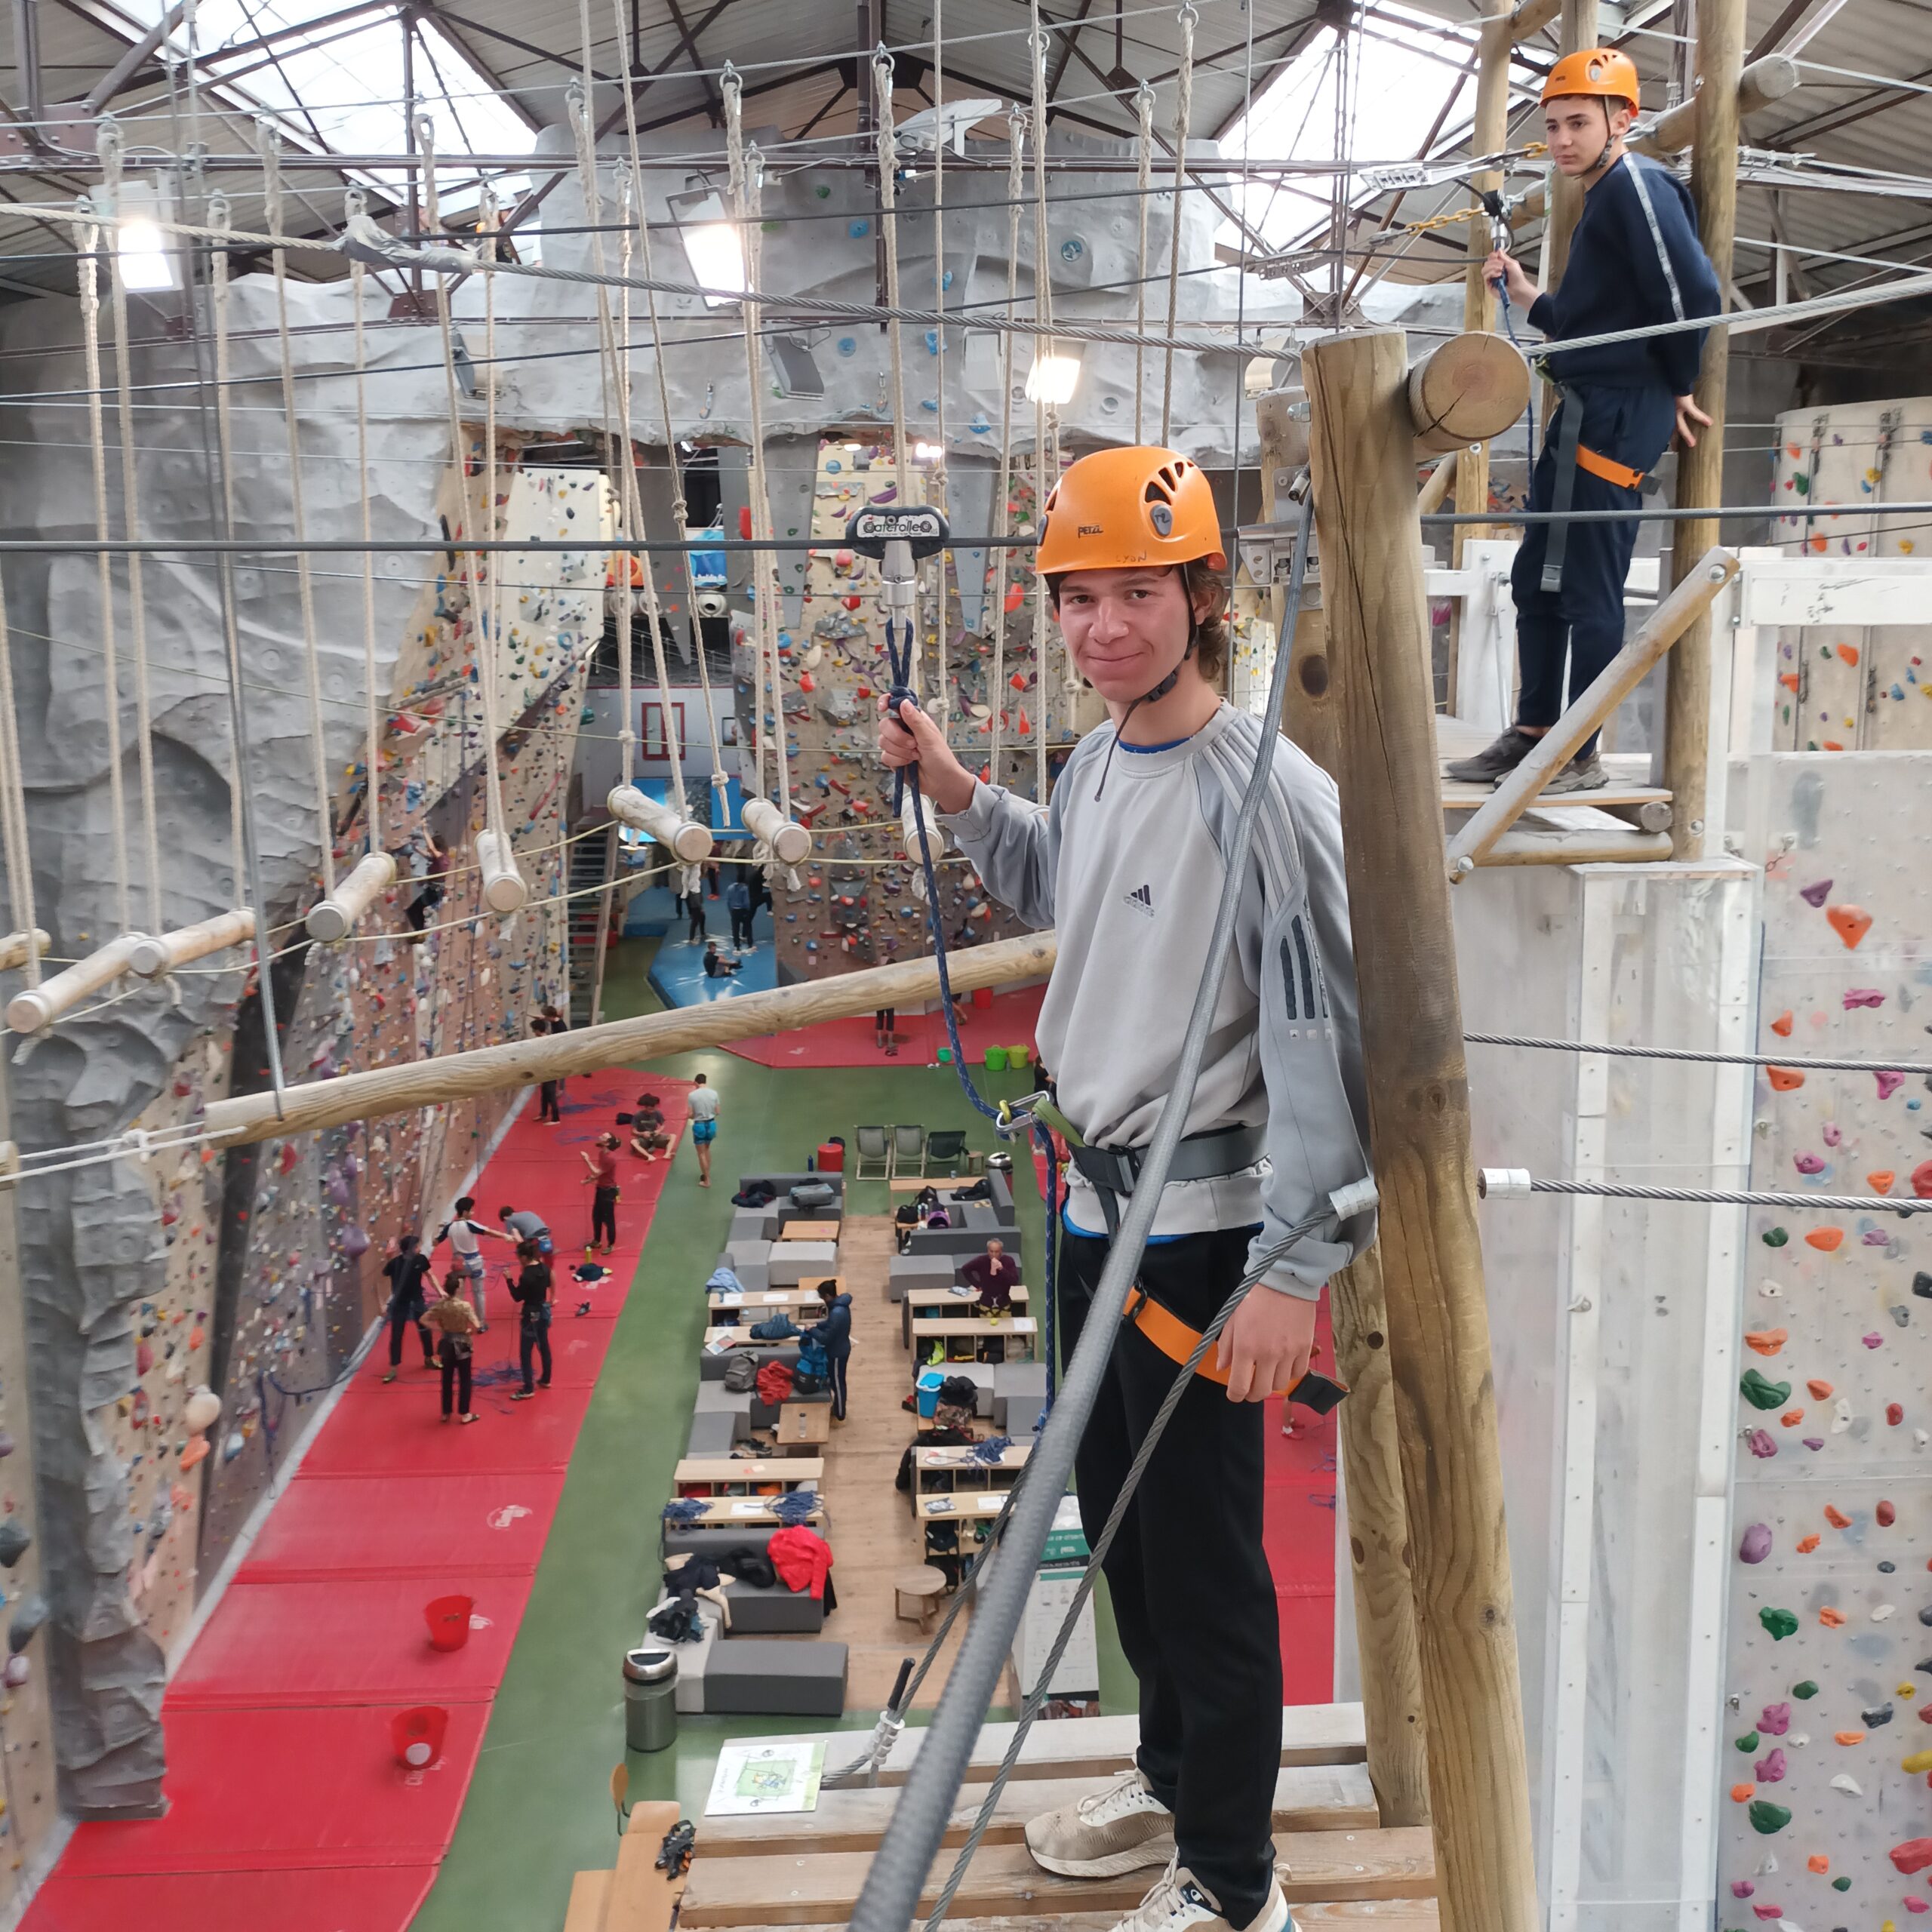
[1446,47,1719,798]
[424,1270,482,1424]
[629,1094,671,1161]
[881,444,1374,1932]
[702,940,740,980]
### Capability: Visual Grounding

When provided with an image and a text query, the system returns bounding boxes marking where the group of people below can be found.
[685,866,764,949]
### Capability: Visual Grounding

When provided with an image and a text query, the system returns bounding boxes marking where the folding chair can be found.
[854,1124,891,1180]
[925,1129,968,1175]
[891,1124,928,1177]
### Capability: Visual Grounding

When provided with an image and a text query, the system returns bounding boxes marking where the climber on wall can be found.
[1447,47,1721,796]
[880,445,1374,1932]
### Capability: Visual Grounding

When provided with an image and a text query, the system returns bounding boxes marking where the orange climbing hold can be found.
[1730,1783,1756,1803]
[1870,1171,1898,1195]
[1780,1409,1805,1427]
[1770,1010,1795,1035]
[1827,903,1874,948]
[1807,1379,1835,1400]
[1820,1606,1847,1628]
[1805,1226,1844,1251]
[1837,643,1860,667]
[1825,1504,1852,1528]
[1767,1066,1806,1091]
[1745,1329,1789,1355]
[1808,1855,1832,1873]
[1778,672,1800,692]
[1004,584,1025,614]
[1797,1534,1820,1554]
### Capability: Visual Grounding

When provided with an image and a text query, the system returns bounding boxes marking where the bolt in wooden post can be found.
[1303,326,1539,1932]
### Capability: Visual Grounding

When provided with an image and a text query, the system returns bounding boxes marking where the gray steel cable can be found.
[1480,1174,1932,1214]
[846,490,1318,1932]
[1466,1031,1932,1078]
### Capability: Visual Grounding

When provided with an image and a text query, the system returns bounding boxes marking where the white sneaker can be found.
[1111,1859,1294,1932]
[1025,1766,1177,1878]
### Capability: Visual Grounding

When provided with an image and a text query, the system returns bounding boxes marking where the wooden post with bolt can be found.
[1303,325,1539,1932]
[1664,0,1746,860]
[1254,389,1431,1833]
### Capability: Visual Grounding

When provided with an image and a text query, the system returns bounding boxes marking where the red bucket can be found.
[971,986,994,1011]
[391,1705,449,1769]
[424,1595,473,1652]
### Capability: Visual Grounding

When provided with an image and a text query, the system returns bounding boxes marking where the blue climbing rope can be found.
[886,610,1060,1411]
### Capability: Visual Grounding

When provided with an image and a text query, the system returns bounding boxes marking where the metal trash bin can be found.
[623,1647,678,1753]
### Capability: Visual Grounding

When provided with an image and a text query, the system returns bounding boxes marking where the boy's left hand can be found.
[1217,1288,1318,1403]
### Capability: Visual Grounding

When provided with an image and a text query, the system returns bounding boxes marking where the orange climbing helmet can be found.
[1034,446,1228,577]
[1542,47,1641,112]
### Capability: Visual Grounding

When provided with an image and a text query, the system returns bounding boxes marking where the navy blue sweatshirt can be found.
[807,1293,852,1359]
[1525,153,1721,396]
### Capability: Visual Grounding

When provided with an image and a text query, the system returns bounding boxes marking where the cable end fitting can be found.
[1478,1168,1534,1201]
[1328,1178,1379,1223]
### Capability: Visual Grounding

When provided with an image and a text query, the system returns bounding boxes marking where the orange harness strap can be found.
[1575,443,1648,492]
[1121,1287,1298,1396]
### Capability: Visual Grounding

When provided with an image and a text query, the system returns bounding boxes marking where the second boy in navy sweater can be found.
[1448,47,1721,795]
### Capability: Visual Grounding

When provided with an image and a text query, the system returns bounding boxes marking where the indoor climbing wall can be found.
[1769,400,1932,752]
[1721,752,1932,1927]
[731,436,1055,984]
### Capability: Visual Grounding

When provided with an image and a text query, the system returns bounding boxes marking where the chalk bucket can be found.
[391,1705,449,1769]
[425,1595,473,1652]
[971,986,994,1011]
[1007,1044,1032,1068]
[983,1047,1009,1072]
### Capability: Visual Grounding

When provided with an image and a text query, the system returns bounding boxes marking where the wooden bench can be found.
[669,1496,824,1531]
[912,1442,1029,1518]
[566,1798,685,1932]
[903,1284,1029,1347]
[777,1217,842,1242]
[707,1286,832,1322]
[674,1457,823,1497]
[912,1315,1036,1363]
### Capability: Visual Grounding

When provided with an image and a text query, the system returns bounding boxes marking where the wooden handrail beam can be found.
[1508,0,1561,39]
[202,931,1057,1145]
[1445,545,1737,881]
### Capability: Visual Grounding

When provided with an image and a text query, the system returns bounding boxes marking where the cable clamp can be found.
[1477,1168,1534,1201]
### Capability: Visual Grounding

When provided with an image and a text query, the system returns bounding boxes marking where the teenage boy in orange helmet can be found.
[881,447,1374,1932]
[1447,48,1721,795]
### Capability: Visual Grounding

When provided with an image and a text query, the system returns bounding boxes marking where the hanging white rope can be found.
[1031,413,1049,803]
[420,114,525,915]
[208,193,251,897]
[260,125,336,897]
[1134,81,1155,445]
[71,211,131,938]
[1161,3,1198,444]
[0,568,42,996]
[873,48,912,512]
[928,0,951,740]
[98,123,165,937]
[722,65,808,879]
[607,0,728,801]
[985,110,1025,785]
[306,198,398,946]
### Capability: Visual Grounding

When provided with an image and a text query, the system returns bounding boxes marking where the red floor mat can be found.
[1263,1290,1340,1704]
[52,1703,494,1875]
[238,1473,565,1582]
[27,1865,441,1932]
[722,984,1045,1069]
[23,1075,691,1931]
[168,1574,534,1709]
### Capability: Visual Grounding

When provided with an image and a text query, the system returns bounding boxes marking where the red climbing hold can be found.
[1878,1500,1897,1526]
[1892,1839,1932,1877]
[1890,1403,1906,1427]
[1766,1066,1806,1092]
[1826,903,1873,948]
[737,506,754,540]
[1770,1010,1794,1036]
[1912,1159,1932,1200]
[1004,584,1025,614]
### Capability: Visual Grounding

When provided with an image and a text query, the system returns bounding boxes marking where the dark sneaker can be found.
[1541,752,1609,795]
[1445,726,1542,784]
[1025,1767,1177,1878]
[1109,1860,1294,1932]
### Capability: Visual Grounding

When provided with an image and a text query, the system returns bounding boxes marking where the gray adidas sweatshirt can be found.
[942,703,1375,1297]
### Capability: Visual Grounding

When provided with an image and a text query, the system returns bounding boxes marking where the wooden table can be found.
[894,1564,949,1629]
[674,1456,823,1496]
[917,1492,1011,1524]
[912,1315,1036,1363]
[707,1287,826,1320]
[671,1496,825,1531]
[777,1217,842,1242]
[773,1401,831,1450]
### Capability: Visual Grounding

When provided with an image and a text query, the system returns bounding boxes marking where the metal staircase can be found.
[565,823,619,1026]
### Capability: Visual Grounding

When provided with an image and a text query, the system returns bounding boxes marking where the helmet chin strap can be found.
[1094,611,1199,800]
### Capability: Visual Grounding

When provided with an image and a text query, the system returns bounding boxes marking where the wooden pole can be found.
[203,931,1057,1145]
[1407,334,1530,456]
[1303,327,1538,1932]
[1664,0,1746,860]
[1541,0,1598,294]
[129,909,257,980]
[1256,389,1430,1832]
[1416,451,1459,517]
[1636,52,1797,157]
[1445,546,1737,877]
[0,929,48,973]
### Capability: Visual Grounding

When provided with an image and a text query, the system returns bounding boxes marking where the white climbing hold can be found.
[1873,1603,1897,1622]
[1830,1772,1863,1795]
[1832,1398,1853,1434]
[1787,1732,1810,1747]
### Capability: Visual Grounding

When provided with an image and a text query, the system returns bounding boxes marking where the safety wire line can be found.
[480,186,515,838]
[1464,1030,1932,1077]
[1024,12,1062,783]
[348,224,382,856]
[874,48,912,510]
[0,567,38,991]
[722,66,790,820]
[1494,1177,1932,1216]
[1160,2,1198,443]
[72,214,131,939]
[985,112,1024,783]
[921,1204,1333,1931]
[420,115,512,862]
[930,0,949,737]
[849,490,1317,1932]
[1134,79,1155,445]
[99,126,166,937]
[607,0,727,794]
[261,128,337,895]
[202,188,288,1111]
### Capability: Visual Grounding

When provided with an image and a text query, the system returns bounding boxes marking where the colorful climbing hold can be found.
[1804,1226,1844,1252]
[1827,903,1874,948]
[1747,1799,1792,1835]
[1742,1370,1793,1411]
[1760,1607,1799,1640]
[1766,1067,1805,1092]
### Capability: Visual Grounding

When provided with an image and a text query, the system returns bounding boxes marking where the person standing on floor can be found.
[875,1007,898,1056]
[804,1278,854,1424]
[509,1238,555,1401]
[437,1196,506,1332]
[498,1204,554,1258]
[1446,48,1720,797]
[882,445,1374,1932]
[531,1017,562,1123]
[686,1072,719,1188]
[685,881,708,946]
[425,1270,482,1423]
[380,1235,436,1381]
[725,872,755,948]
[581,1132,622,1255]
[959,1236,1020,1313]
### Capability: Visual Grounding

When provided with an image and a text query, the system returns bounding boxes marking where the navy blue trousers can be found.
[1511,384,1675,756]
